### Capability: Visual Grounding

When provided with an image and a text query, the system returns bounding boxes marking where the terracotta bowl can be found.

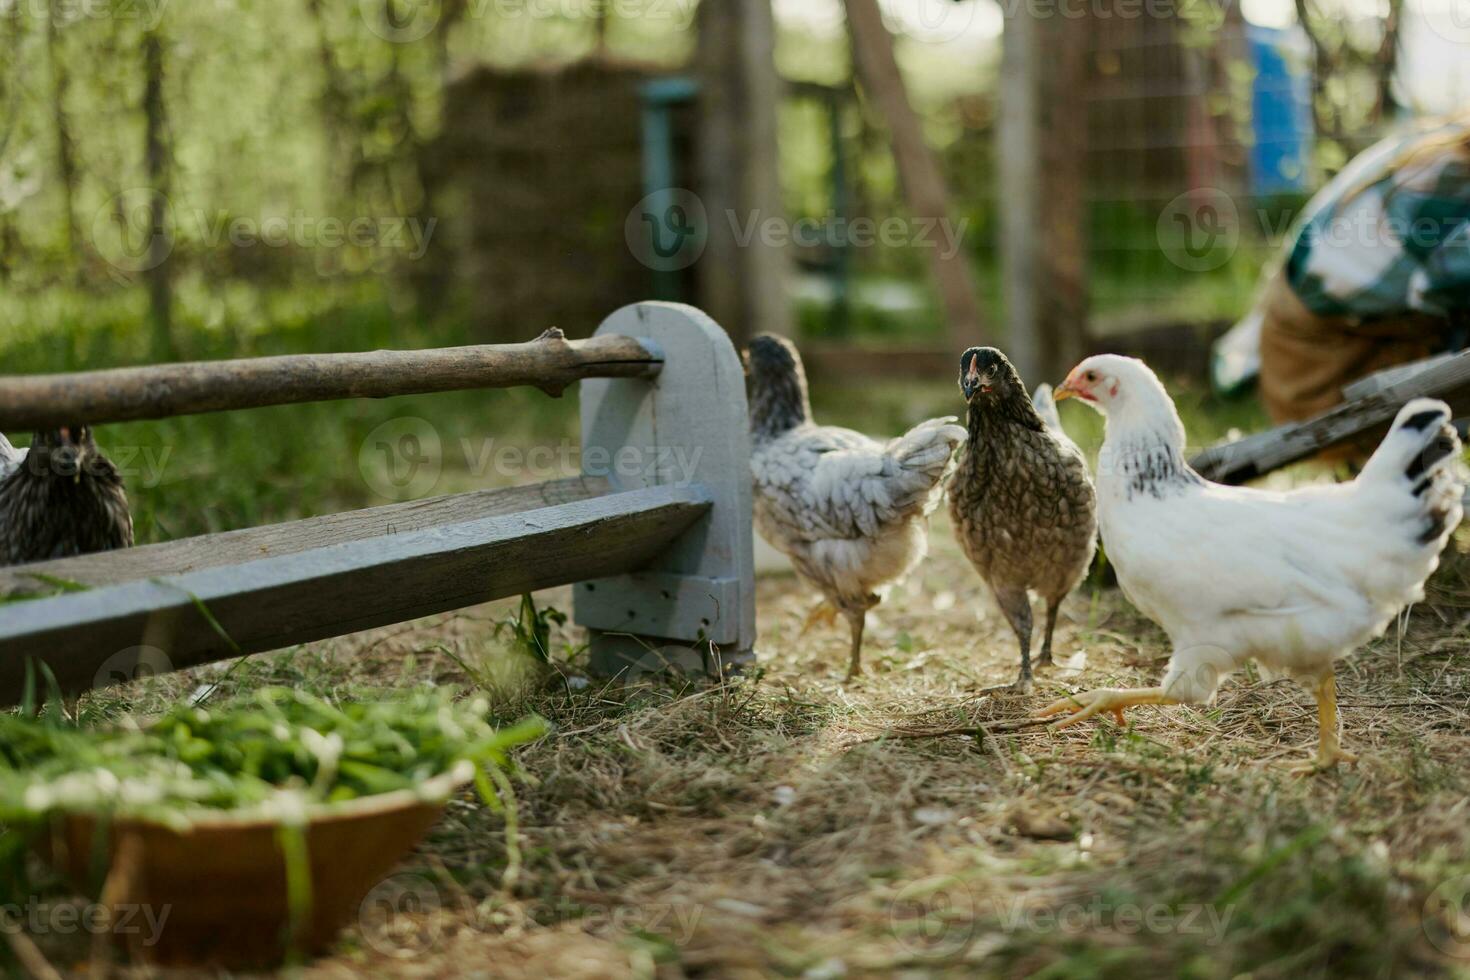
[39,763,473,969]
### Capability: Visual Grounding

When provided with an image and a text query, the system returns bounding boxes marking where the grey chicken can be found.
[948,348,1097,691]
[0,425,134,566]
[747,335,966,678]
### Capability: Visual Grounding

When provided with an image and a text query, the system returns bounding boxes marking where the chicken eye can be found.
[1084,371,1097,383]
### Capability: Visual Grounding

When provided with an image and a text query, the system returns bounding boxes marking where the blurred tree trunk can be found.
[304,0,358,212]
[1294,0,1402,156]
[45,1,79,274]
[999,0,1090,383]
[695,0,792,347]
[1373,0,1403,121]
[142,25,174,360]
[843,0,985,350]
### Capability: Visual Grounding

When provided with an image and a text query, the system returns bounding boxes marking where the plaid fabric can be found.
[1285,121,1470,321]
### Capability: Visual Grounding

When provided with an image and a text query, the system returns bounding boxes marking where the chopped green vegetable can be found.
[0,686,548,830]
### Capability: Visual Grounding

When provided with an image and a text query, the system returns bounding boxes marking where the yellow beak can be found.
[1053,382,1077,402]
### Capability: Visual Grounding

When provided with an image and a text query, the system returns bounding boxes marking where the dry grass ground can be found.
[51,514,1470,980]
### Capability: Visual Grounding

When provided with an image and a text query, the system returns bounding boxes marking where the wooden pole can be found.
[842,0,986,350]
[696,0,793,347]
[0,328,662,430]
[999,0,1090,383]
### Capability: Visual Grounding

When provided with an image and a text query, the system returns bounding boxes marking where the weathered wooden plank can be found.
[0,476,609,595]
[0,483,710,704]
[1340,352,1460,402]
[0,329,661,429]
[1191,349,1470,484]
[576,303,756,676]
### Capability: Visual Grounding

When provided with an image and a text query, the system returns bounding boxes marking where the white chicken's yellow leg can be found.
[799,600,840,637]
[1033,686,1181,729]
[1288,673,1358,773]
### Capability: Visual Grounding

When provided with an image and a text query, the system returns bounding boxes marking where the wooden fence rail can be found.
[0,328,660,429]
[0,302,755,705]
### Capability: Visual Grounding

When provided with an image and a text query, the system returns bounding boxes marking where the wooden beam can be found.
[0,476,608,595]
[0,481,711,703]
[0,328,661,430]
[843,0,986,350]
[1190,350,1470,484]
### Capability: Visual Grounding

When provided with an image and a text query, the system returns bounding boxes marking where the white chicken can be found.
[1040,354,1464,771]
[746,335,966,678]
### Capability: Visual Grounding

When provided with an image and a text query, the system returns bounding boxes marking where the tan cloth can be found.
[1258,269,1448,421]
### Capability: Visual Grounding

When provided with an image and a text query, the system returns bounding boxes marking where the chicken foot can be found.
[799,600,840,637]
[1288,673,1357,773]
[1033,686,1181,728]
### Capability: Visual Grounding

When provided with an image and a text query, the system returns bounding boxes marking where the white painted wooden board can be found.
[576,302,757,676]
[0,483,710,704]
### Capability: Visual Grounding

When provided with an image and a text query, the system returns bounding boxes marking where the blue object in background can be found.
[1248,24,1314,195]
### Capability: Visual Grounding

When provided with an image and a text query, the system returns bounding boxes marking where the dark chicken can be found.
[0,426,134,566]
[948,348,1097,691]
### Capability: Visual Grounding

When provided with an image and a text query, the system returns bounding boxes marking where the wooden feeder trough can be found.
[0,301,756,697]
[0,301,757,966]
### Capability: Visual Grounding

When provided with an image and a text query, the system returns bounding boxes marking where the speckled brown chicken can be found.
[948,348,1097,691]
[0,426,133,567]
